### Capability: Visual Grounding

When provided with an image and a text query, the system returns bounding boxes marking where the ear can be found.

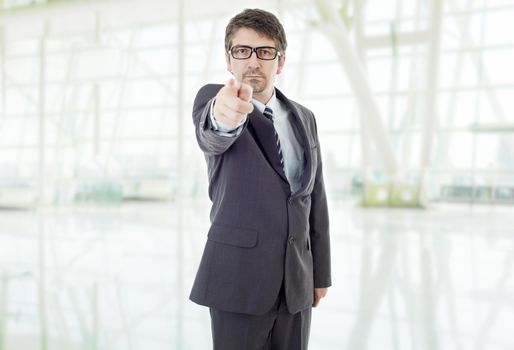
[225,52,233,74]
[276,55,286,75]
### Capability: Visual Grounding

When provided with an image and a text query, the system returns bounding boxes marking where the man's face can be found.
[226,27,285,104]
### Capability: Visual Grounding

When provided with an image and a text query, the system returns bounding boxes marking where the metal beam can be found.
[363,30,431,48]
[314,0,398,175]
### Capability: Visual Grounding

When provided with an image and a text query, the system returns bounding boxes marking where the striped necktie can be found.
[262,106,284,168]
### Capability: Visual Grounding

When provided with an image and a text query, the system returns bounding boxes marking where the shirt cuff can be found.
[209,98,247,137]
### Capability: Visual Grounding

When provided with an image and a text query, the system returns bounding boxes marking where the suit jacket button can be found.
[288,236,295,244]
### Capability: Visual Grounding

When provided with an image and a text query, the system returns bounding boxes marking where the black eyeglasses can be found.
[229,45,282,60]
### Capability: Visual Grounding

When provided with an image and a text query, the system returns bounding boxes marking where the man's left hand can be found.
[312,288,328,308]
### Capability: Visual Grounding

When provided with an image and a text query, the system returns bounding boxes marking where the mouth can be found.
[245,75,264,80]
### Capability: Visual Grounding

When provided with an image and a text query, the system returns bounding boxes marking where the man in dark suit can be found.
[190,8,331,349]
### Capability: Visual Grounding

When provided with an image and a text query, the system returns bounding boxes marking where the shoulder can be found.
[276,88,318,133]
[289,99,315,120]
[276,87,315,119]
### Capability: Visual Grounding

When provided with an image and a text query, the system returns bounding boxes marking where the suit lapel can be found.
[246,88,314,196]
[247,109,289,184]
[275,89,313,196]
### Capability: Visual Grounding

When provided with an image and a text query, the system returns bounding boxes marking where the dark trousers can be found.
[209,286,312,350]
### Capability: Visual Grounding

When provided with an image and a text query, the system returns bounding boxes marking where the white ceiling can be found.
[0,0,310,41]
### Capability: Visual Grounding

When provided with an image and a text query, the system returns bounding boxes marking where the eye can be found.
[235,47,250,55]
[259,48,272,56]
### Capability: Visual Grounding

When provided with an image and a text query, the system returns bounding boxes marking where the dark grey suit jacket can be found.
[189,84,331,315]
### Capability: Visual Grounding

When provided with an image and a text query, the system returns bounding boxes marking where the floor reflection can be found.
[1,200,513,349]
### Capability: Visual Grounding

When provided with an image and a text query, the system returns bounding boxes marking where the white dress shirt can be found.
[210,90,305,193]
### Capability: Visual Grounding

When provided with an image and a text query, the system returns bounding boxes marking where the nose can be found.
[246,51,261,67]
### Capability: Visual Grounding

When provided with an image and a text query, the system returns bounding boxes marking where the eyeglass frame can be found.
[228,45,282,60]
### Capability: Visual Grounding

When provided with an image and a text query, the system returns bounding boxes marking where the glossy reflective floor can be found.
[1,199,514,350]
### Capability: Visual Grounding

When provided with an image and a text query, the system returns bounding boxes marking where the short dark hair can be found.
[225,9,287,54]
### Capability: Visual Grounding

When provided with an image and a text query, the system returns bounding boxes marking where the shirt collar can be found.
[251,89,278,114]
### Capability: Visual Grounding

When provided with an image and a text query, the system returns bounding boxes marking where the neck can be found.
[253,89,274,105]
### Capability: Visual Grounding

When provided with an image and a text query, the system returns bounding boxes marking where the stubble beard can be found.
[242,69,268,94]
[245,79,266,93]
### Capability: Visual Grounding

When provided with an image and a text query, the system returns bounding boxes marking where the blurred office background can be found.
[0,0,513,349]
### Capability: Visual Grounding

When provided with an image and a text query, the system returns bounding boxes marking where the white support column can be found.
[176,0,185,198]
[346,0,367,196]
[420,0,443,185]
[0,26,5,122]
[353,0,372,177]
[175,1,185,349]
[276,0,285,88]
[201,19,219,83]
[108,27,137,165]
[314,0,398,176]
[400,0,423,177]
[38,210,48,350]
[93,11,101,158]
[91,282,99,350]
[294,24,309,99]
[37,21,49,350]
[51,32,78,203]
[93,84,100,157]
[446,0,514,175]
[433,0,474,180]
[0,272,6,350]
[38,21,48,206]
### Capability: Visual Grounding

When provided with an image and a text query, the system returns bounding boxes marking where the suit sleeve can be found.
[309,116,332,289]
[193,85,248,156]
